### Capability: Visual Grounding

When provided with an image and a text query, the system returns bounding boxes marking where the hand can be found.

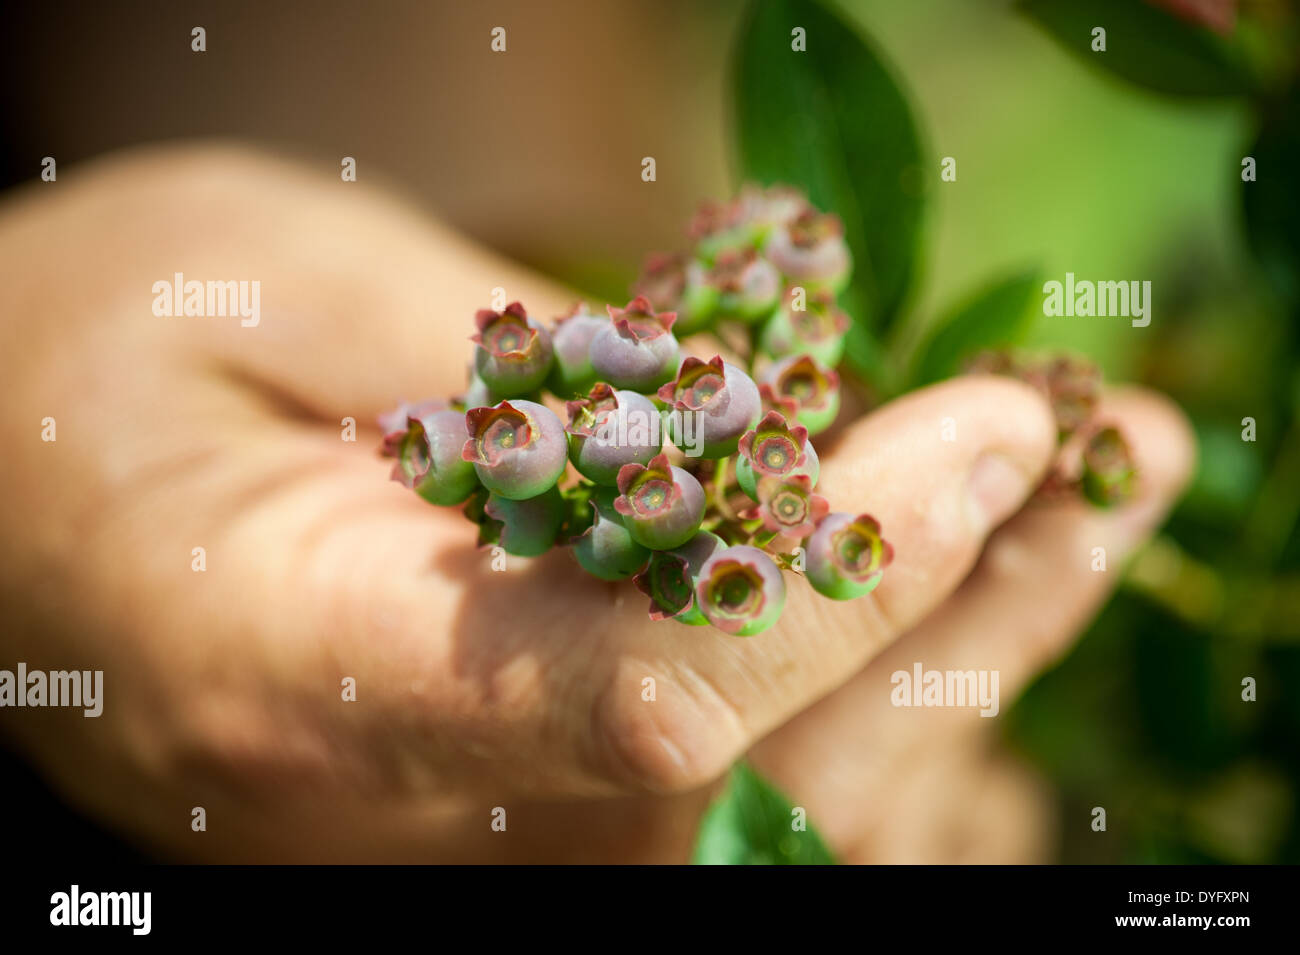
[0,145,1194,862]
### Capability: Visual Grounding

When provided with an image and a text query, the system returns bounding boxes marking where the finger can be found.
[332,374,1056,797]
[838,737,1056,864]
[25,144,578,418]
[748,386,1195,852]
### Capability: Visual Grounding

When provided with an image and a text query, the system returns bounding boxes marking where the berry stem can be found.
[712,456,736,522]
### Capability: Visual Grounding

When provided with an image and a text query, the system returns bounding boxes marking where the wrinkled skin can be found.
[0,145,1194,862]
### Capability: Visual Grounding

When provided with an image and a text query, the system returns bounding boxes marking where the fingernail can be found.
[966,452,1031,533]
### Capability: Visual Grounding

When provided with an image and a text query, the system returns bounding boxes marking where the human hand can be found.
[0,145,1193,862]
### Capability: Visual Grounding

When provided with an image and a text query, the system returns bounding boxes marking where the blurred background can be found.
[1,0,1296,863]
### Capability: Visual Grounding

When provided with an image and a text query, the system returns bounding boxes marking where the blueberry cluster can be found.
[964,350,1138,507]
[380,186,892,636]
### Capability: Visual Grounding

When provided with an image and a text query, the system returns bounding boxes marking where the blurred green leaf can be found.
[1019,0,1255,97]
[731,0,926,358]
[909,269,1039,386]
[691,762,836,864]
[1242,83,1300,304]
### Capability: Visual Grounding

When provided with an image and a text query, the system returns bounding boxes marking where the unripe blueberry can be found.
[377,398,443,442]
[764,209,852,294]
[380,402,480,506]
[689,198,751,262]
[545,303,607,399]
[473,485,565,557]
[633,253,720,337]
[965,351,1101,441]
[589,297,681,392]
[565,383,663,485]
[735,410,820,499]
[632,530,726,625]
[1081,425,1137,508]
[459,371,494,409]
[759,287,850,366]
[733,184,806,238]
[758,354,841,435]
[805,512,893,601]
[472,302,554,397]
[710,247,782,323]
[659,355,762,459]
[613,452,706,551]
[695,545,786,636]
[742,475,829,539]
[571,488,651,581]
[1040,355,1102,440]
[462,399,568,500]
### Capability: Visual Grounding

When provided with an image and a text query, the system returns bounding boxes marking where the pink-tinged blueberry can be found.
[759,287,851,366]
[658,355,762,459]
[613,452,706,550]
[805,512,893,601]
[735,410,820,499]
[471,302,554,397]
[589,296,681,392]
[1081,425,1138,508]
[571,488,651,581]
[545,303,607,399]
[731,184,807,241]
[1040,355,1102,439]
[632,530,726,626]
[710,247,782,323]
[565,383,663,486]
[380,403,480,506]
[695,545,786,636]
[471,485,565,557]
[764,209,852,294]
[688,198,751,262]
[633,253,720,337]
[462,399,568,500]
[758,354,841,435]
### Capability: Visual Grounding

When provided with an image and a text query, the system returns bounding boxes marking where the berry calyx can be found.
[743,474,828,539]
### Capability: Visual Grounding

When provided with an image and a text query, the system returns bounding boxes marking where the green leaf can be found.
[910,269,1040,387]
[731,0,927,352]
[1019,0,1255,98]
[690,762,836,865]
